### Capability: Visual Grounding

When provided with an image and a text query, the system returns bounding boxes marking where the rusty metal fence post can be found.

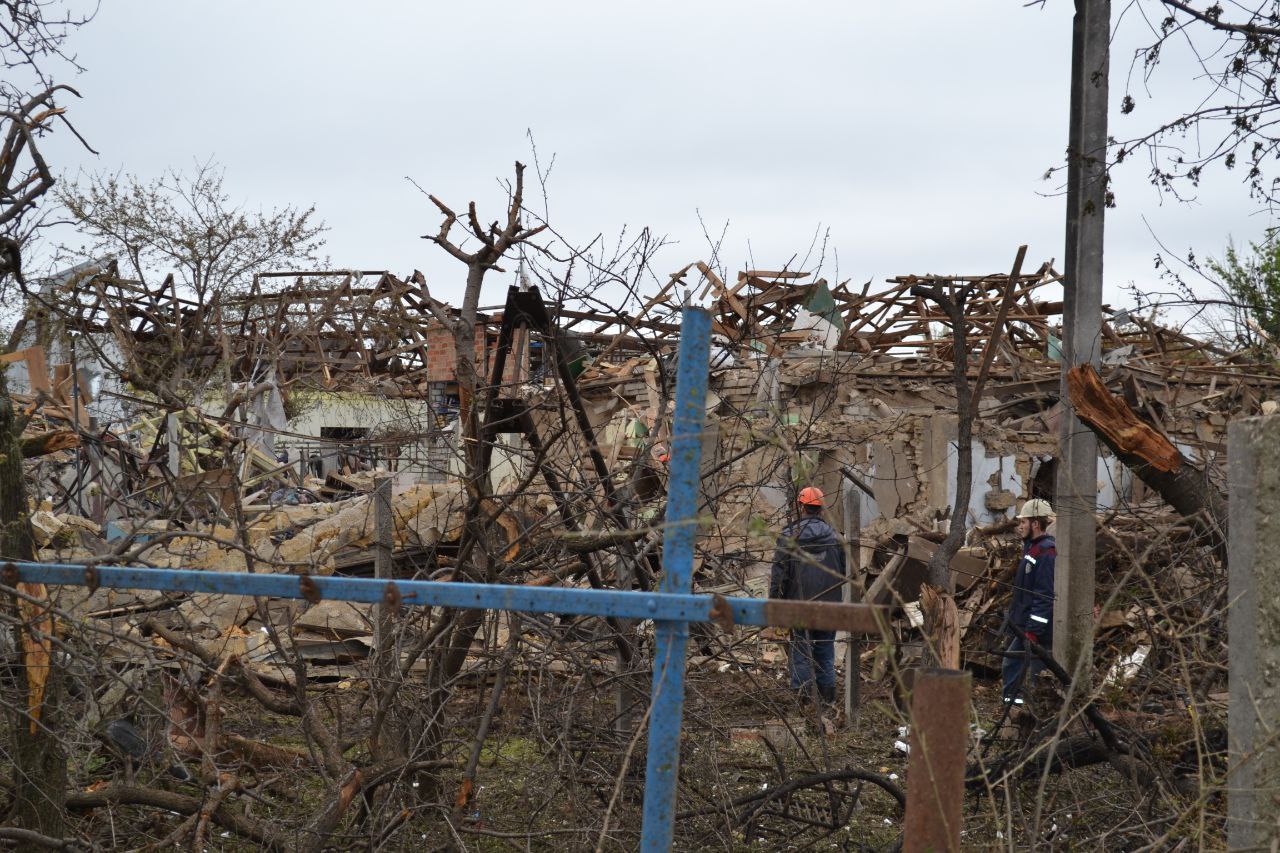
[903,668,971,853]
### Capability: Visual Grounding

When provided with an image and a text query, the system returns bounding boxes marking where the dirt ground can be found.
[60,632,1213,851]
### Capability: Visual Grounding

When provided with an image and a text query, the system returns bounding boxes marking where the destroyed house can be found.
[13,255,1269,602]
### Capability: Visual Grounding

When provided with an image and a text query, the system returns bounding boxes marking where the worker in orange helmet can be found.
[768,486,847,706]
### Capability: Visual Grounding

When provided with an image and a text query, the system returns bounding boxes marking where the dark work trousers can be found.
[788,629,836,692]
[1002,635,1046,704]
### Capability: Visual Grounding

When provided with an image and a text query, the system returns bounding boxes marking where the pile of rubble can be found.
[5,251,1261,696]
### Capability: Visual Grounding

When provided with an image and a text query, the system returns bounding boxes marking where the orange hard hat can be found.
[797,486,824,507]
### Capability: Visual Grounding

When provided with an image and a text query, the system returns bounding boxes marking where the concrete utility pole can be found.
[1054,0,1109,676]
[1227,415,1280,849]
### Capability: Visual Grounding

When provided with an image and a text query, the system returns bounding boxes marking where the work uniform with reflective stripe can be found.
[1008,534,1056,644]
[1003,533,1056,703]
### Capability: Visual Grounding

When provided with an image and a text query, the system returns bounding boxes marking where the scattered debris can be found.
[2,251,1250,849]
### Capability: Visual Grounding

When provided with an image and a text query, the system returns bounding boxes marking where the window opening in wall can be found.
[318,426,371,476]
[1030,457,1057,503]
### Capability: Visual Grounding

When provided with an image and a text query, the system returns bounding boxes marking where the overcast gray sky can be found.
[37,1,1269,312]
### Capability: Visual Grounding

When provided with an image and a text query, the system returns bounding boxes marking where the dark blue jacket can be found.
[1009,534,1055,643]
[769,516,846,603]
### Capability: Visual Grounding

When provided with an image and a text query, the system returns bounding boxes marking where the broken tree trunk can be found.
[0,371,67,838]
[920,584,961,670]
[1066,364,1228,563]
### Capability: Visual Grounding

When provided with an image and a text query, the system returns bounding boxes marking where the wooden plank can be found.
[25,346,49,396]
[741,270,810,279]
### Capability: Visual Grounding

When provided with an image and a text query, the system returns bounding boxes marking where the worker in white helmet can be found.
[1003,498,1057,705]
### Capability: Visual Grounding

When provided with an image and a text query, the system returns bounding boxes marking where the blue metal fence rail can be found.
[2,305,884,850]
[2,562,877,634]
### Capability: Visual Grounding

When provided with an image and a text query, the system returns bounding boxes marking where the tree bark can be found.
[0,370,67,838]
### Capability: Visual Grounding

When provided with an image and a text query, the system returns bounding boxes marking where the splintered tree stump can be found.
[1067,364,1228,562]
[920,584,961,670]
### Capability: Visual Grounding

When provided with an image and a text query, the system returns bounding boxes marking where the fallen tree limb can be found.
[65,785,286,851]
[1066,364,1228,563]
[297,767,362,853]
[20,429,79,458]
[675,766,905,820]
[968,641,1177,796]
[223,733,311,769]
[140,617,301,716]
[295,758,459,852]
[554,526,655,554]
[0,826,97,851]
[1026,637,1128,755]
[968,735,1112,787]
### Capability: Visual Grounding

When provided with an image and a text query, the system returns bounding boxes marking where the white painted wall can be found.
[284,393,435,436]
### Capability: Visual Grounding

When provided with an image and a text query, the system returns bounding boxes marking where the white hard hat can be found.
[1016,498,1055,519]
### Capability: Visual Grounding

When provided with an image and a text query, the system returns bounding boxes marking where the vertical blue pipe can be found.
[640,306,711,851]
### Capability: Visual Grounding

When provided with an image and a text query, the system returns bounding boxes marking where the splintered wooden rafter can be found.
[55,268,481,398]
[47,248,1280,412]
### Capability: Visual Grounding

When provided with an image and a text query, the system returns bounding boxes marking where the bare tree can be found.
[56,161,328,305]
[353,163,546,798]
[1091,1,1280,206]
[0,87,67,283]
[0,0,95,289]
[0,2,93,843]
[0,1,94,88]
[421,161,545,489]
[0,370,68,840]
